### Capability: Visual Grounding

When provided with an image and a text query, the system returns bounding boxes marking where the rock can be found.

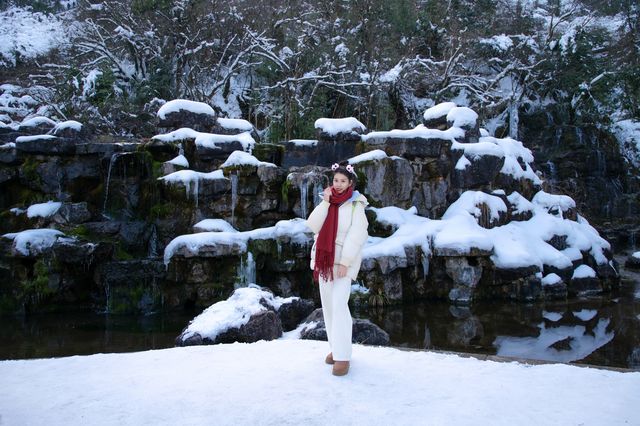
[351,319,390,345]
[452,152,505,189]
[356,156,413,208]
[16,136,77,155]
[625,253,640,270]
[157,109,217,132]
[365,135,451,159]
[542,281,567,300]
[278,298,315,331]
[0,143,17,164]
[52,238,112,264]
[550,336,574,351]
[299,309,390,346]
[50,121,92,140]
[447,106,480,144]
[219,310,283,343]
[568,277,602,296]
[52,202,93,225]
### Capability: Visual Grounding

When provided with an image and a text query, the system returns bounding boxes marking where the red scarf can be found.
[314,186,354,283]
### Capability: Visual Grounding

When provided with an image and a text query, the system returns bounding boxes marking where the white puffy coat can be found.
[306,190,369,281]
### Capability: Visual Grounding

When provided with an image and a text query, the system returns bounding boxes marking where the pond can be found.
[2,258,639,370]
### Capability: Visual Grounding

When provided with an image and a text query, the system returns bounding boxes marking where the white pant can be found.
[319,271,353,361]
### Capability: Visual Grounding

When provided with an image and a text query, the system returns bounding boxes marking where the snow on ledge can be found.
[447,107,478,127]
[532,191,576,212]
[153,128,255,152]
[2,228,65,256]
[217,117,253,132]
[164,218,312,266]
[349,149,388,164]
[221,150,276,168]
[157,99,215,119]
[423,102,457,121]
[362,125,464,142]
[541,273,562,286]
[572,264,596,279]
[19,116,56,128]
[15,135,57,143]
[193,219,238,233]
[314,117,366,135]
[167,154,189,168]
[288,139,317,147]
[26,201,61,218]
[52,120,83,132]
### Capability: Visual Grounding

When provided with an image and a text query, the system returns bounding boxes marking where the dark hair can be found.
[332,160,357,183]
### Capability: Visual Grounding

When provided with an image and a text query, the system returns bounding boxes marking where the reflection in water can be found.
[358,271,640,370]
[1,259,639,370]
[494,318,614,363]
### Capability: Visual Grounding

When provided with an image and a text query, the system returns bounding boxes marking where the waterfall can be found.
[148,225,158,258]
[102,153,120,214]
[237,251,256,287]
[545,160,557,190]
[231,173,238,226]
[300,177,308,218]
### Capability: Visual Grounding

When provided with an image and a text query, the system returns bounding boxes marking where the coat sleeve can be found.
[338,201,369,267]
[306,200,330,234]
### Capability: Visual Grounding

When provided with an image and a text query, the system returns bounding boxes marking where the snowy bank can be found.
[0,340,638,426]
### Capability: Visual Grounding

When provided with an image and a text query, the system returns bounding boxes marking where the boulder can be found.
[299,309,390,345]
[278,298,315,331]
[625,253,640,270]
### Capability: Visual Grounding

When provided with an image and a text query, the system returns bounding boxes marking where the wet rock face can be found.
[357,157,413,208]
[520,108,640,227]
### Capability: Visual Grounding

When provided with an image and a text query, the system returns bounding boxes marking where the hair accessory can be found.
[346,164,355,174]
[331,163,339,171]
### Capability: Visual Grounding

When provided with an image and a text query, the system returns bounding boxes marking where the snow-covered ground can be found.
[1,339,638,426]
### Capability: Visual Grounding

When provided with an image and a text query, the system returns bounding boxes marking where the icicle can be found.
[237,251,256,288]
[509,100,519,140]
[148,225,158,258]
[231,173,238,226]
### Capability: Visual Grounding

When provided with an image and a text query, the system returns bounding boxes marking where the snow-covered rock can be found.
[314,117,366,137]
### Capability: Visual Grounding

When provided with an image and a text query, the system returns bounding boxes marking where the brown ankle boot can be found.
[332,360,350,376]
[325,353,334,365]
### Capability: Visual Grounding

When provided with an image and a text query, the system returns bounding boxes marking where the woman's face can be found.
[332,172,352,193]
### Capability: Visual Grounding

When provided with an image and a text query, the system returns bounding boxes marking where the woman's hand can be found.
[322,187,331,203]
[337,264,348,278]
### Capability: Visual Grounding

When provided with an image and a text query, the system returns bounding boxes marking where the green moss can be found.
[21,157,42,185]
[20,259,54,306]
[149,202,173,219]
[114,244,134,261]
[281,177,292,205]
[67,224,90,238]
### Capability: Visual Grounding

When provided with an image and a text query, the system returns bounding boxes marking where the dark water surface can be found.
[2,259,639,370]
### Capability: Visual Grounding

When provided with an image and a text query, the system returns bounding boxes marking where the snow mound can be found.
[423,102,457,121]
[180,285,296,342]
[157,99,215,119]
[362,124,464,142]
[221,150,276,168]
[26,201,62,218]
[153,128,255,152]
[2,228,65,256]
[572,265,596,279]
[193,219,238,233]
[167,155,189,168]
[349,149,389,164]
[217,117,253,132]
[314,117,366,135]
[447,107,478,127]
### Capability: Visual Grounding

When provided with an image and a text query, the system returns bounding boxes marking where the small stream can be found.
[2,258,639,370]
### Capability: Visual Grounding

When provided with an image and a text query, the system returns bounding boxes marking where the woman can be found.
[306,161,369,376]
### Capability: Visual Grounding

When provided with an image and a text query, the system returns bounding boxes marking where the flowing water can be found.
[2,258,639,369]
